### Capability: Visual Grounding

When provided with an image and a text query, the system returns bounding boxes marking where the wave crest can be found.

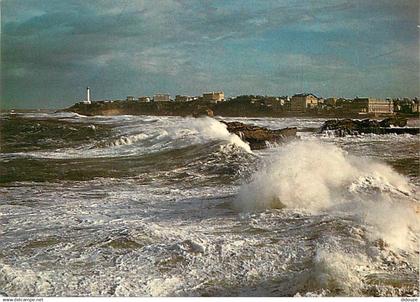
[185,117,251,153]
[236,140,419,250]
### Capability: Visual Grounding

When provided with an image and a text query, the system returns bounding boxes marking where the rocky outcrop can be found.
[221,121,297,149]
[319,117,419,136]
[378,117,407,128]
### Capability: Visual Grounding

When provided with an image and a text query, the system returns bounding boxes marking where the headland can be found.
[62,94,419,119]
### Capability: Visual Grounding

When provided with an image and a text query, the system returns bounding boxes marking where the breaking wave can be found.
[185,117,251,153]
[4,116,251,159]
[236,140,419,250]
[2,113,418,297]
[101,133,150,147]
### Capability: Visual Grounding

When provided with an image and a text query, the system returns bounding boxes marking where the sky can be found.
[1,0,419,109]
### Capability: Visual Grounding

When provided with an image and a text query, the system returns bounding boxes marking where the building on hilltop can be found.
[153,93,171,102]
[290,93,318,112]
[175,95,195,102]
[126,96,135,101]
[138,96,151,102]
[343,97,393,114]
[202,91,225,103]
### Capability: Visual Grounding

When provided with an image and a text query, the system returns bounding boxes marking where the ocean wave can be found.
[3,117,251,159]
[97,133,150,147]
[182,117,251,153]
[0,142,253,184]
[2,113,418,297]
[236,140,419,251]
[1,177,418,296]
[0,115,112,153]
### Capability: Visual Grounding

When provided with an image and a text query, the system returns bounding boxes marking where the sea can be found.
[0,111,419,297]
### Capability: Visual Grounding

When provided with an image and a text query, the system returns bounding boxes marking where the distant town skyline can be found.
[1,0,419,109]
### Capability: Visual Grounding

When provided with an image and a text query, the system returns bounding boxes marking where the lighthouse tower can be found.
[84,87,91,104]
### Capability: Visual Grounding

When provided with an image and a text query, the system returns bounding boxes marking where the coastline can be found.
[60,99,416,119]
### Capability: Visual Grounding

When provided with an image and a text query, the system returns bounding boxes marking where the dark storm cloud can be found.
[1,0,419,109]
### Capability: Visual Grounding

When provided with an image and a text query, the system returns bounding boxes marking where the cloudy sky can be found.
[1,0,419,109]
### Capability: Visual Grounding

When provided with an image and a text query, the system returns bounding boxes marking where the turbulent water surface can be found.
[0,112,419,297]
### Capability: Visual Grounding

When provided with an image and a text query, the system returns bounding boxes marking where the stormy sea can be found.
[0,111,419,297]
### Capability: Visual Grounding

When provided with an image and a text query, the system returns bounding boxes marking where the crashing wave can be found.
[236,140,419,250]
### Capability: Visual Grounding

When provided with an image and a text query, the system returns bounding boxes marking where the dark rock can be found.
[221,121,297,150]
[319,117,417,136]
[379,117,407,128]
[384,128,419,135]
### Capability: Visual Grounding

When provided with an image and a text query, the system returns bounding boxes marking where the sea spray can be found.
[309,246,367,295]
[237,140,361,211]
[12,116,251,159]
[186,117,252,153]
[236,140,419,250]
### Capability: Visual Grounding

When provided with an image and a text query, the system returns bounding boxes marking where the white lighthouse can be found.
[84,87,91,104]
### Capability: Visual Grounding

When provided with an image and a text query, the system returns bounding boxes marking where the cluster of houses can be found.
[289,94,397,114]
[255,93,419,114]
[81,87,419,115]
[124,91,225,104]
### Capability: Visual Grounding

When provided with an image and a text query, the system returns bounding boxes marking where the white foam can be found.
[2,115,418,296]
[146,277,182,296]
[185,117,251,153]
[6,116,251,159]
[236,140,419,250]
[109,133,149,147]
[311,247,366,295]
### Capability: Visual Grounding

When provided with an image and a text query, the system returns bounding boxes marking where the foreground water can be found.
[0,112,418,297]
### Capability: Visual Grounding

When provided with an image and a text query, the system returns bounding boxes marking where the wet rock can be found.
[379,117,407,128]
[319,118,418,136]
[221,121,297,150]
